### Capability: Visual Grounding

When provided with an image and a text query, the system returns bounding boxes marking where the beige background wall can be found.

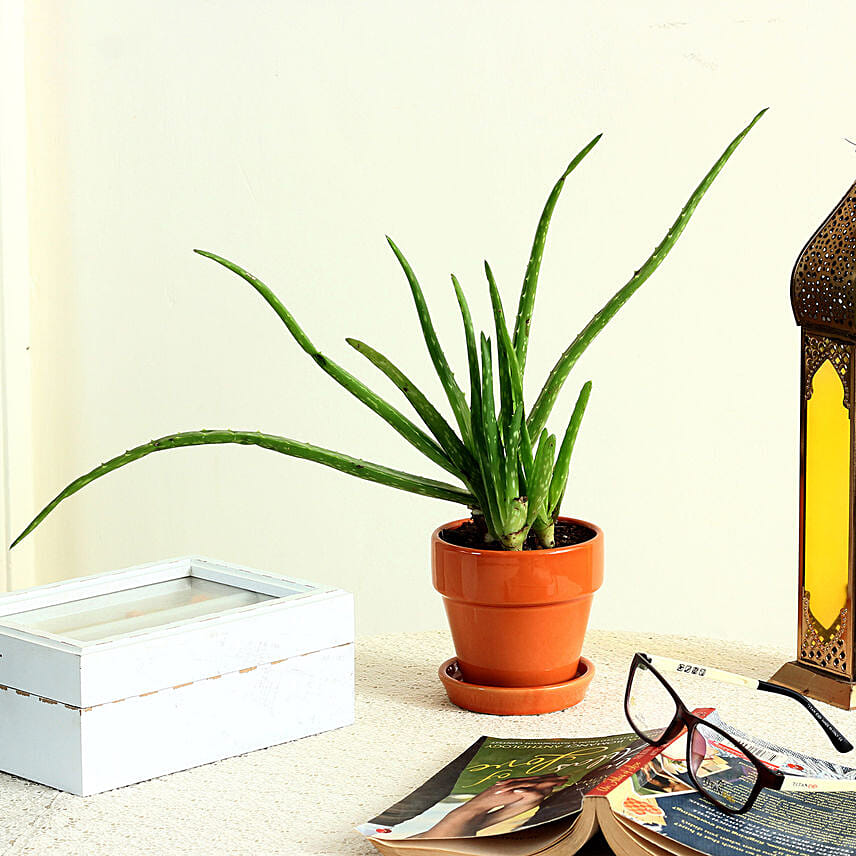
[10,1,855,646]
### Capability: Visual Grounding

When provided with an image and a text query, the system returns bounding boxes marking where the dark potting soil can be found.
[440,519,596,551]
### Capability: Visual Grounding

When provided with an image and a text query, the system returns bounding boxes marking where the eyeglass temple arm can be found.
[757,680,852,753]
[778,776,856,793]
[641,653,853,753]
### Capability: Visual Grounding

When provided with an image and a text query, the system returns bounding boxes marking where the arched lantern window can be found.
[773,181,856,708]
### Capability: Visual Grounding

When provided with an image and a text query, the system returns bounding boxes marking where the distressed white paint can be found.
[0,683,81,793]
[0,557,354,794]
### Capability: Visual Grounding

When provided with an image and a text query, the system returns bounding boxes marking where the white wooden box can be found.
[0,556,354,795]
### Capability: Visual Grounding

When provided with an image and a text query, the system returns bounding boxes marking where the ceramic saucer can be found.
[438,656,595,715]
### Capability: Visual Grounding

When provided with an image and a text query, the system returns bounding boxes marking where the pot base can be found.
[438,656,594,715]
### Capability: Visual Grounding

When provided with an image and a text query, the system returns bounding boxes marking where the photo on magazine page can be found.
[605,713,856,856]
[358,732,645,841]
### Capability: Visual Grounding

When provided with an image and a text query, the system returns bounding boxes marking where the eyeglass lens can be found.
[689,722,760,812]
[627,660,679,743]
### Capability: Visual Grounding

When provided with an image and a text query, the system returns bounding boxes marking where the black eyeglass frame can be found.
[624,652,785,814]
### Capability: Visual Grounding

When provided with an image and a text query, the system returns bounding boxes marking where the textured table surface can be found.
[1,629,854,856]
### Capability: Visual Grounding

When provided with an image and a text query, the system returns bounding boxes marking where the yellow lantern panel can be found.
[804,358,851,633]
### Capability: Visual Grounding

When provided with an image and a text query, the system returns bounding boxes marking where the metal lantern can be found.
[772,180,856,709]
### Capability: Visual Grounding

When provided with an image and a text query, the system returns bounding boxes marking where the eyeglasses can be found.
[624,652,855,814]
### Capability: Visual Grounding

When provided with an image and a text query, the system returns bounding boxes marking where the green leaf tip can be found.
[512,131,603,371]
[526,107,767,438]
[561,133,603,179]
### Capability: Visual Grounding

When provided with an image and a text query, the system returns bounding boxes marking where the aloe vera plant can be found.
[12,110,765,551]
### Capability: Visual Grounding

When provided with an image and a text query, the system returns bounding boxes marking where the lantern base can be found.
[769,660,856,710]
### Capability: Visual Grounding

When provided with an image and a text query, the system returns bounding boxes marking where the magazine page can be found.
[358,732,645,842]
[601,712,856,856]
[704,713,856,782]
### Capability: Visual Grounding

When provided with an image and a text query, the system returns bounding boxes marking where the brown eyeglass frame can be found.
[624,653,786,814]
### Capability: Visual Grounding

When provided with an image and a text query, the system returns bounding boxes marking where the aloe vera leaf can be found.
[503,404,523,504]
[11,430,475,548]
[483,262,514,435]
[479,334,507,526]
[193,250,458,478]
[481,469,504,538]
[500,525,529,551]
[345,338,476,479]
[478,334,501,467]
[518,415,535,485]
[527,108,767,438]
[502,314,533,492]
[485,261,525,407]
[452,275,480,411]
[548,381,592,515]
[506,497,528,534]
[513,133,603,370]
[452,277,485,457]
[469,365,502,539]
[533,518,555,549]
[526,430,557,527]
[452,277,501,538]
[472,408,503,541]
[453,274,498,527]
[386,238,472,445]
[485,262,534,499]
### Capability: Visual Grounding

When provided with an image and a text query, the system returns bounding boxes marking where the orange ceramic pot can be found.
[432,517,603,688]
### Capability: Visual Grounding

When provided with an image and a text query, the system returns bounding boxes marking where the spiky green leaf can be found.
[345,337,478,483]
[194,250,459,478]
[503,404,523,504]
[453,276,501,539]
[486,261,524,408]
[11,430,475,548]
[527,109,767,438]
[549,381,592,515]
[526,430,556,526]
[513,134,603,369]
[479,334,506,521]
[386,238,472,445]
[483,261,514,434]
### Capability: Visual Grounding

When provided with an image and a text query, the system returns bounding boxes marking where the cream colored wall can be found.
[0,0,36,592]
[15,1,854,646]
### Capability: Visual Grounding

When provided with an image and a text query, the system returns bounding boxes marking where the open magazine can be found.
[357,710,856,856]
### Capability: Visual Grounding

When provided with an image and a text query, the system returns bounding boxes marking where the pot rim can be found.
[432,515,603,557]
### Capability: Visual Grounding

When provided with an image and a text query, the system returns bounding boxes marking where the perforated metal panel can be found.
[792,180,856,335]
